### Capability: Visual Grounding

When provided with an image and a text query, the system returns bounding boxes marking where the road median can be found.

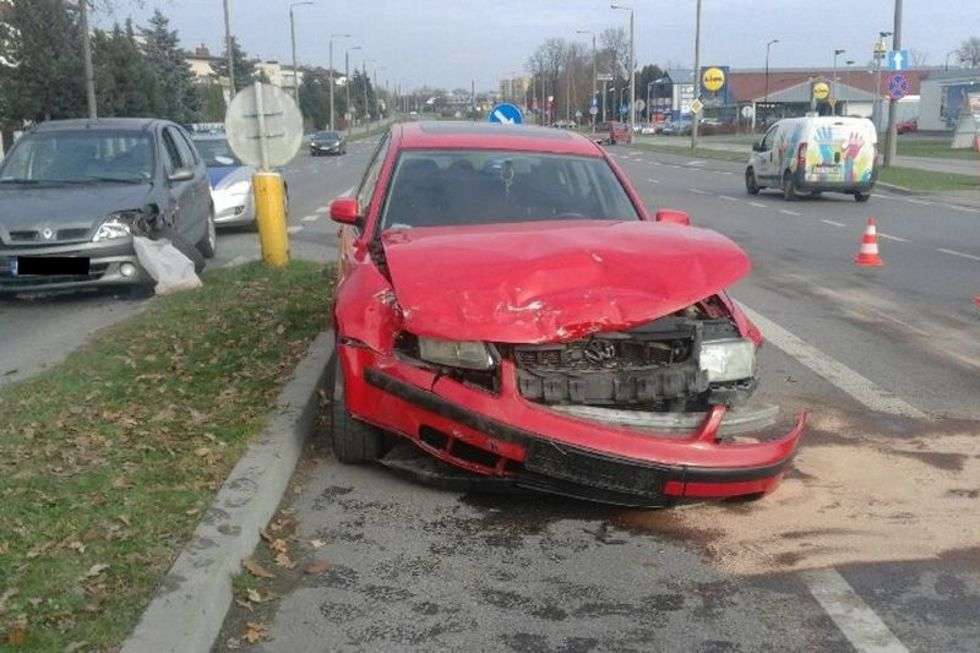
[0,261,333,650]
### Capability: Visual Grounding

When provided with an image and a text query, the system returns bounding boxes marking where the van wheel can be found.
[782,172,798,202]
[330,357,384,463]
[854,191,871,202]
[745,168,760,195]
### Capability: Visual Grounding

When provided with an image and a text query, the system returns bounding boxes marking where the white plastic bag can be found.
[133,236,202,295]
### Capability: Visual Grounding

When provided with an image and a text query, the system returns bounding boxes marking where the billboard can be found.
[699,66,732,108]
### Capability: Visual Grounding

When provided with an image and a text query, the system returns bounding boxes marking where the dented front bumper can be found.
[340,345,807,507]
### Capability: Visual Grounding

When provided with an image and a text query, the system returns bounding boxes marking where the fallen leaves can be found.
[243,559,274,579]
[303,559,331,575]
[243,622,268,644]
[84,563,109,579]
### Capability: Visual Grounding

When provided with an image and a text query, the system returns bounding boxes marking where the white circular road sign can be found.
[225,83,303,169]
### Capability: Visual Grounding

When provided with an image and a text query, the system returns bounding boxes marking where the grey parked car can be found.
[0,118,216,294]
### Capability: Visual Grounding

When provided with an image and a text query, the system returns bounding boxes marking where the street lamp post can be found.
[79,0,96,118]
[691,0,702,149]
[577,29,597,132]
[345,45,362,135]
[222,0,236,97]
[764,38,779,125]
[832,48,846,115]
[611,4,635,137]
[874,31,892,132]
[328,33,351,131]
[884,0,903,167]
[363,58,374,133]
[289,2,314,103]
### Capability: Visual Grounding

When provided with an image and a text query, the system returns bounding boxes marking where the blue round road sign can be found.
[887,74,909,100]
[488,103,523,124]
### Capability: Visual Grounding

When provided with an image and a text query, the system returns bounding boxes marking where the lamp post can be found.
[289,2,314,103]
[764,38,779,114]
[345,45,362,134]
[691,0,702,149]
[832,48,846,115]
[611,4,635,136]
[363,58,375,133]
[874,31,892,132]
[222,0,236,97]
[328,33,350,130]
[577,29,597,131]
[884,0,902,167]
[79,0,96,118]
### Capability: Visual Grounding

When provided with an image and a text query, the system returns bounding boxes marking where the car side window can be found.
[161,128,183,173]
[175,128,200,165]
[760,125,778,150]
[356,133,390,212]
[169,127,196,170]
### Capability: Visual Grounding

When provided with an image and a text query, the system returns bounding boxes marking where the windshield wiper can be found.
[68,176,147,184]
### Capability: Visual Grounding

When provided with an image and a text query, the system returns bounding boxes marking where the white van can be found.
[745,116,878,202]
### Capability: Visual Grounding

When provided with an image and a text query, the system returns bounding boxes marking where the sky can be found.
[95,0,979,91]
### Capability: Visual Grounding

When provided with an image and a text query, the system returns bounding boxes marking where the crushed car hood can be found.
[381,220,751,343]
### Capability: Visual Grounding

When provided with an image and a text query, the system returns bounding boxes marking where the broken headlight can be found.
[699,338,756,383]
[92,211,141,242]
[418,337,495,371]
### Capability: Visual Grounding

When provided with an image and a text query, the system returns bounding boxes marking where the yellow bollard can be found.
[252,171,290,267]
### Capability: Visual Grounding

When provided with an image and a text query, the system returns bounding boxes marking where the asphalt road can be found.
[215,140,979,651]
[0,136,379,388]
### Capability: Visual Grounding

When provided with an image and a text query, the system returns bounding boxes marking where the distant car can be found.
[552,120,576,130]
[0,118,215,295]
[745,116,878,202]
[309,130,347,156]
[640,124,657,135]
[592,121,632,146]
[661,119,692,136]
[897,119,918,134]
[192,134,256,228]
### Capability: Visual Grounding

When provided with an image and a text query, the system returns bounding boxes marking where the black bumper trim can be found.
[363,367,794,485]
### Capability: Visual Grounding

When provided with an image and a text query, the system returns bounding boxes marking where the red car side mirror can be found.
[330,197,361,225]
[654,209,691,226]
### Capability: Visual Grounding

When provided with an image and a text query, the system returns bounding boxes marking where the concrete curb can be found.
[122,330,335,653]
[876,181,915,195]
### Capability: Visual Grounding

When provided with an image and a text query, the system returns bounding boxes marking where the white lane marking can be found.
[647,178,660,184]
[944,204,979,213]
[718,195,739,201]
[780,209,802,216]
[301,214,319,222]
[749,201,767,208]
[821,219,847,227]
[739,304,926,418]
[903,198,932,206]
[341,185,355,197]
[937,248,980,261]
[287,226,303,234]
[314,206,328,214]
[877,232,908,242]
[800,569,909,653]
[689,188,709,195]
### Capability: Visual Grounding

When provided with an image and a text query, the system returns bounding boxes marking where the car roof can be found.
[32,118,165,134]
[392,121,603,157]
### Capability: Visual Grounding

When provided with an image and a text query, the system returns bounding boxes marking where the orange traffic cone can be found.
[854,217,884,267]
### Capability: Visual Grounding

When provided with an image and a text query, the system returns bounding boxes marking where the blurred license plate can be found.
[15,257,89,276]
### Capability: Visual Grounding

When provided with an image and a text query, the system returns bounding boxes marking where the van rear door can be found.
[806,119,877,187]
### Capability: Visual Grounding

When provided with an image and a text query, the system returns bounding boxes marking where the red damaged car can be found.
[328,121,806,506]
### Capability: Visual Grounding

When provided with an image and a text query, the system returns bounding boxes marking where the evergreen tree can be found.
[92,20,158,117]
[0,0,85,122]
[140,10,199,123]
[213,36,257,92]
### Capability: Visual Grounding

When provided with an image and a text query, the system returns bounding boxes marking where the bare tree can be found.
[909,49,928,67]
[956,36,980,68]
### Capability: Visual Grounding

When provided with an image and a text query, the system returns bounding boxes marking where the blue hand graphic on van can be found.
[814,126,835,163]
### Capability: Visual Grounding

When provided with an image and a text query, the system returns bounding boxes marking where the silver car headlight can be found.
[92,212,136,242]
[700,338,756,382]
[418,337,495,370]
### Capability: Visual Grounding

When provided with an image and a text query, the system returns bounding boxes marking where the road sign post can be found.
[225,82,303,268]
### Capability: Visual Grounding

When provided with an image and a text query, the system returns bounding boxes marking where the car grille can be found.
[512,316,728,407]
[7,228,91,244]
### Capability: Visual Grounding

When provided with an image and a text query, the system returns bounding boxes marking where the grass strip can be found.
[0,261,333,651]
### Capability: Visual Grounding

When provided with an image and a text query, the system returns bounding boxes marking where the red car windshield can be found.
[380,149,639,230]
